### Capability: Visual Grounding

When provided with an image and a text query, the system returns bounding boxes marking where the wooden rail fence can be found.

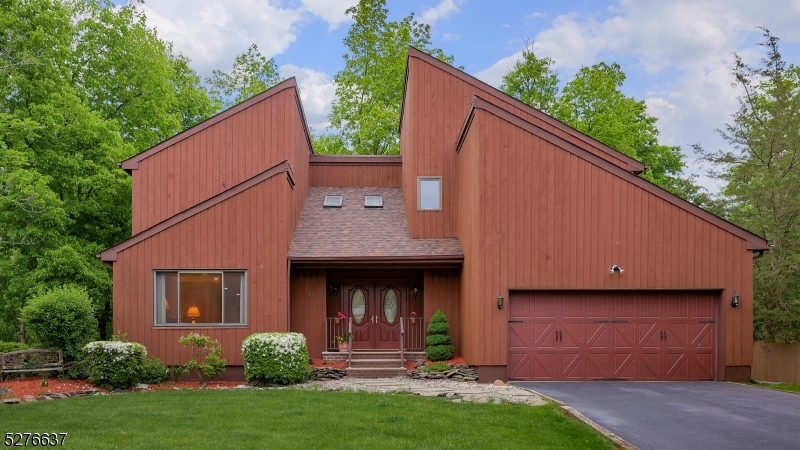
[753,341,800,384]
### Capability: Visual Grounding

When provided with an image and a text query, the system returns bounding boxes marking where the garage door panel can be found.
[508,291,717,381]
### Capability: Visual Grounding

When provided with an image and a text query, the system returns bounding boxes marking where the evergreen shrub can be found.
[139,356,167,384]
[83,341,146,389]
[242,332,311,386]
[426,309,454,361]
[21,286,97,361]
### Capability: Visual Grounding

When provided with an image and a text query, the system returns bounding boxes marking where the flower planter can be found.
[337,343,350,352]
[410,318,416,324]
[334,318,340,324]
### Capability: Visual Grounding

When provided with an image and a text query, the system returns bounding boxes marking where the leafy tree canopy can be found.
[698,29,800,343]
[207,43,283,109]
[501,46,705,204]
[322,0,455,155]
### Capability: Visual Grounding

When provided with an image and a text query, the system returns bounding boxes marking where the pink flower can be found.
[411,311,417,317]
[337,311,347,319]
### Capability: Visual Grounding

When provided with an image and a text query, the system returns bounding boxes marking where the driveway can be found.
[513,382,800,450]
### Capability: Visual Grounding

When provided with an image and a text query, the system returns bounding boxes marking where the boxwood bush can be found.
[84,341,146,389]
[139,356,167,384]
[426,309,455,361]
[0,342,29,353]
[21,286,97,361]
[242,332,311,386]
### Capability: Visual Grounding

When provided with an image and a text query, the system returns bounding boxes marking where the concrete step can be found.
[348,359,407,368]
[346,367,408,379]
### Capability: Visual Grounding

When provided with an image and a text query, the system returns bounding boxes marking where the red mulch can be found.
[405,356,468,371]
[0,378,108,399]
[310,358,346,369]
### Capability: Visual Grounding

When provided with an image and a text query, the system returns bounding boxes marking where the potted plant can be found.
[410,311,417,324]
[335,311,346,324]
[334,333,351,352]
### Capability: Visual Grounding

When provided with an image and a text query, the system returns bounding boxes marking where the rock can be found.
[451,399,462,403]
[50,393,68,399]
[67,390,77,397]
[112,388,125,394]
[3,398,20,404]
[0,388,12,395]
[493,380,506,387]
[476,397,489,403]
[23,395,36,402]
[493,398,502,404]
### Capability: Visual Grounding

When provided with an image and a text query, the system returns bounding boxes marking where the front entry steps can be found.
[344,350,421,379]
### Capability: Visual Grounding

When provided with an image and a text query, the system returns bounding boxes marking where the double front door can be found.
[343,279,408,350]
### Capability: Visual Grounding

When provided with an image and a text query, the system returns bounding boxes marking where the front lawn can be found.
[2,389,611,449]
[746,381,800,394]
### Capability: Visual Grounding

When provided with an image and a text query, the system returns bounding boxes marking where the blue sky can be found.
[121,0,800,192]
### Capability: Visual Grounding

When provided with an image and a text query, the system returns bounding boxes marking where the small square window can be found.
[418,177,442,211]
[323,195,343,207]
[364,195,383,208]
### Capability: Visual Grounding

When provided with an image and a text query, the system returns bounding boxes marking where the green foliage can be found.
[179,333,226,388]
[21,286,97,361]
[139,356,167,384]
[419,362,451,373]
[208,43,282,109]
[83,340,146,389]
[698,29,800,343]
[500,47,702,203]
[65,360,89,380]
[242,333,311,386]
[165,364,185,384]
[0,341,29,353]
[0,0,215,340]
[325,0,455,155]
[426,309,454,361]
[334,333,351,344]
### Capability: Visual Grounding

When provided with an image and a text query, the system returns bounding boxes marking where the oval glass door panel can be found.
[384,289,398,324]
[351,289,366,324]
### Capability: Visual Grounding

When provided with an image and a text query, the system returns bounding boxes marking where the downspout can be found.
[287,259,292,332]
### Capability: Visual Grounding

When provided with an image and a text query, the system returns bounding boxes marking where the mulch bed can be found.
[405,356,467,371]
[0,378,108,399]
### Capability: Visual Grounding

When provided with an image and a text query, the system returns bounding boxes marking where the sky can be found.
[119,0,800,193]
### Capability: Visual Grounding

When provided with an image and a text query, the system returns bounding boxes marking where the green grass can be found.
[746,381,800,393]
[2,389,611,449]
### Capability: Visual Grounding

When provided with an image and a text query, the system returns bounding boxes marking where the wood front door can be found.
[343,280,407,350]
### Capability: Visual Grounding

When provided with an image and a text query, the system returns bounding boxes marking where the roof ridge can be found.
[459,95,770,251]
[119,78,312,172]
[98,160,294,262]
[402,46,646,174]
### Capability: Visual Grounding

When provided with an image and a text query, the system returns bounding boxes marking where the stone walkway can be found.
[299,377,546,406]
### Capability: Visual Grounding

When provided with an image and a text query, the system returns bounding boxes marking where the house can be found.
[98,48,769,382]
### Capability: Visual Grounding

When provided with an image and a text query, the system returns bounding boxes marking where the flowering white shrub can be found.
[242,333,311,385]
[84,341,147,389]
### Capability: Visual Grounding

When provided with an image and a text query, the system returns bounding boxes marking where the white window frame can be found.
[417,176,443,211]
[153,270,247,327]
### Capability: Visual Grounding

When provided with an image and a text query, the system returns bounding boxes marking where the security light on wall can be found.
[731,292,739,308]
[609,265,624,274]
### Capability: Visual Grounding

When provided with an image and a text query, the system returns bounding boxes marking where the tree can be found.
[0,0,215,341]
[325,0,455,155]
[207,44,283,109]
[698,29,800,343]
[501,50,702,203]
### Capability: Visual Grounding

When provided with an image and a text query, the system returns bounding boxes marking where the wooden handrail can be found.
[347,317,353,367]
[399,317,405,367]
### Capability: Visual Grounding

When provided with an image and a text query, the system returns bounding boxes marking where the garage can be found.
[508,291,717,381]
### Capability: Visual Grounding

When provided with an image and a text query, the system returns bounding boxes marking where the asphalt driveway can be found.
[513,382,800,450]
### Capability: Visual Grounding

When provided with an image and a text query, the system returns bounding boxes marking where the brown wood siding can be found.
[400,56,629,239]
[132,88,307,233]
[289,269,326,358]
[310,164,401,187]
[454,109,753,373]
[113,175,298,365]
[423,269,461,355]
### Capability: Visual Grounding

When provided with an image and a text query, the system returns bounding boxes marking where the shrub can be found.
[165,364,185,383]
[65,360,89,380]
[21,286,97,361]
[426,309,454,361]
[83,341,146,389]
[242,332,311,386]
[0,342,29,353]
[139,356,167,384]
[420,362,451,373]
[179,333,226,388]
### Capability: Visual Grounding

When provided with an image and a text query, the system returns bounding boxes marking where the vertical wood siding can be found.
[455,109,753,371]
[310,164,401,187]
[423,269,461,354]
[289,269,326,358]
[400,56,629,240]
[131,88,308,233]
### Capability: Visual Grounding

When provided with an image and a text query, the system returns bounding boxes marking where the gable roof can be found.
[401,47,647,174]
[288,187,463,265]
[98,161,295,262]
[457,96,771,251]
[119,78,313,173]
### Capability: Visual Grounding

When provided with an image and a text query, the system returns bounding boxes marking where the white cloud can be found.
[299,0,358,30]
[280,64,337,131]
[442,32,461,42]
[419,0,463,25]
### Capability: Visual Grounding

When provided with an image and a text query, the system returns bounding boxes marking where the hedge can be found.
[84,341,146,389]
[242,333,311,386]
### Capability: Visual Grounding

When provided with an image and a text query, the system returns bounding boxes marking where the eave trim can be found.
[98,160,293,262]
[459,96,771,251]
[309,155,402,166]
[119,78,313,173]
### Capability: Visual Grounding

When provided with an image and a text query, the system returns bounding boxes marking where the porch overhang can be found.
[288,255,464,269]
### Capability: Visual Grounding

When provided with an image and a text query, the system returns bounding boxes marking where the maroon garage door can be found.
[508,291,716,381]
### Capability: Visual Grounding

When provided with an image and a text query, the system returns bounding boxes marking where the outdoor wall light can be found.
[609,264,625,274]
[329,285,338,297]
[497,294,504,310]
[413,286,419,297]
[731,291,740,308]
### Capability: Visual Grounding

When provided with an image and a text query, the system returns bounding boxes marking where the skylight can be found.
[323,195,343,208]
[364,195,383,208]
